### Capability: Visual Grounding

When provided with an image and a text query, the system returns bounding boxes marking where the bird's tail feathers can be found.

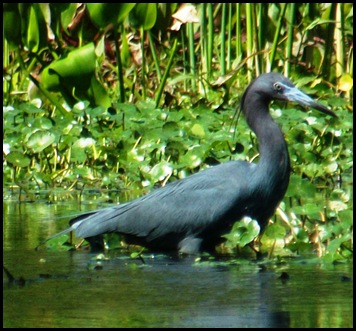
[35,210,99,250]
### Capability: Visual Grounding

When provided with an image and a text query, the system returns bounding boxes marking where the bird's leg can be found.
[178,236,203,255]
[249,235,265,260]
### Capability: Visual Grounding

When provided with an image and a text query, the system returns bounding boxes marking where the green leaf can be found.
[223,217,260,247]
[26,130,56,153]
[86,3,136,28]
[73,166,95,180]
[33,117,53,130]
[45,234,74,251]
[88,75,111,108]
[19,103,44,114]
[71,138,96,163]
[179,146,205,169]
[86,106,108,117]
[40,43,110,107]
[3,4,22,48]
[72,137,96,149]
[129,3,157,30]
[286,175,316,199]
[286,241,313,253]
[338,73,353,92]
[105,233,122,250]
[41,43,96,91]
[26,4,48,53]
[337,209,353,227]
[191,123,205,138]
[324,161,338,174]
[326,233,353,256]
[292,203,323,219]
[147,161,173,182]
[264,223,287,240]
[6,152,31,168]
[55,3,77,34]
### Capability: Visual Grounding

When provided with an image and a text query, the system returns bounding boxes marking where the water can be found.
[3,200,353,328]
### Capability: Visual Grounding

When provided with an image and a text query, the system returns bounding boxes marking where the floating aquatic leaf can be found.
[191,123,205,138]
[26,130,56,153]
[6,151,31,167]
[223,217,260,247]
[72,137,95,149]
[149,161,173,182]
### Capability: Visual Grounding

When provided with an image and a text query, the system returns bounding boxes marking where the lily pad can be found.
[6,151,31,167]
[26,130,56,153]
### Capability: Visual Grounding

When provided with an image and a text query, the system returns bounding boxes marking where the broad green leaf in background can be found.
[40,43,110,107]
[129,3,157,30]
[41,43,96,91]
[26,3,49,53]
[86,3,136,29]
[3,3,22,48]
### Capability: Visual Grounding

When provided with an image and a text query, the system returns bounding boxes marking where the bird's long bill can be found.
[283,85,337,118]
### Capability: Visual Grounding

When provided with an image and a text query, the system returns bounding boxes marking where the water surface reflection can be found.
[3,200,353,328]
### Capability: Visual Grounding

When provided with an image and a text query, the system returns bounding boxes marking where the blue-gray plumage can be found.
[54,73,337,254]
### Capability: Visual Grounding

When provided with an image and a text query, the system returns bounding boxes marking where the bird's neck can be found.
[247,109,291,192]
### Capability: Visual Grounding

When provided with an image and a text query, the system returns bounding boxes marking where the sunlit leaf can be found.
[328,200,348,212]
[179,146,205,169]
[324,161,338,174]
[223,217,260,247]
[170,3,199,31]
[338,74,353,92]
[26,130,56,153]
[148,161,173,182]
[41,43,96,91]
[72,137,95,149]
[88,75,111,108]
[33,117,53,130]
[191,123,205,138]
[127,149,145,162]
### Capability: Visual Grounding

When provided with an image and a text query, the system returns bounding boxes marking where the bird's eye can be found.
[273,83,282,91]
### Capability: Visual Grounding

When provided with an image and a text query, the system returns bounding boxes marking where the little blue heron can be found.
[51,73,336,254]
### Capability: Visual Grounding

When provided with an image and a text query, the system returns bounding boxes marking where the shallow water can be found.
[3,200,353,328]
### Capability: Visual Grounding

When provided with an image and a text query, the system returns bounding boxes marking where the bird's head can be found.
[241,72,337,118]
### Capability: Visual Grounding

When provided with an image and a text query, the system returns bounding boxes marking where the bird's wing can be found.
[73,160,256,242]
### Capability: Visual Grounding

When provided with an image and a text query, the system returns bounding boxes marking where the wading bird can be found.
[51,73,336,254]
